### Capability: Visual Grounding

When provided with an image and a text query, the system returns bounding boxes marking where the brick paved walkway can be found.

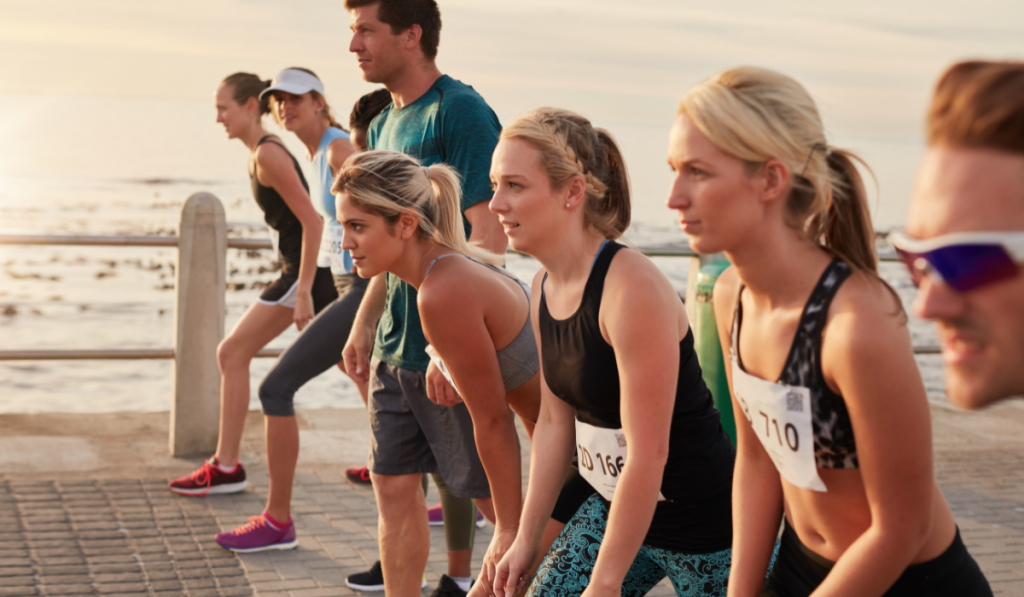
[2,401,1023,596]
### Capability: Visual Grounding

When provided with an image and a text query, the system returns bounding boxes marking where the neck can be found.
[296,120,330,159]
[389,239,454,291]
[239,122,268,151]
[726,223,833,310]
[532,224,607,288]
[387,62,443,109]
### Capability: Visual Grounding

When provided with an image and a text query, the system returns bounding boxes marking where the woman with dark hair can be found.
[492,108,737,597]
[168,72,336,553]
[670,66,991,596]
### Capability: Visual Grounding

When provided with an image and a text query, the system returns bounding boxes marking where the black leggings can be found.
[259,274,369,416]
[762,521,992,597]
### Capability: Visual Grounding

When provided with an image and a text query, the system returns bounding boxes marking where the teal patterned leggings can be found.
[527,495,733,597]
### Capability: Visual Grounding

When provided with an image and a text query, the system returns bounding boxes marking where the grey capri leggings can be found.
[259,273,369,416]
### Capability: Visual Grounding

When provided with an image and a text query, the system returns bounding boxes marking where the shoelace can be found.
[188,461,215,497]
[233,515,268,536]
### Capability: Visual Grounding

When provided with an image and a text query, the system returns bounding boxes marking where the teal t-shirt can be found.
[367,74,501,371]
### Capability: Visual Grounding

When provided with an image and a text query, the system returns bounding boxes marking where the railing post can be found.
[170,193,227,457]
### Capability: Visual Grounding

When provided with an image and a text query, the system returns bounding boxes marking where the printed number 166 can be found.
[758,411,799,452]
[578,446,625,478]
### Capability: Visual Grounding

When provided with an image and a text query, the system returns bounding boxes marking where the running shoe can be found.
[430,574,471,597]
[427,503,488,528]
[345,464,372,485]
[345,560,427,592]
[168,457,247,496]
[215,513,297,553]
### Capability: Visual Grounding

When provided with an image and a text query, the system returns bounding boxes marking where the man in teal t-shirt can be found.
[342,2,507,597]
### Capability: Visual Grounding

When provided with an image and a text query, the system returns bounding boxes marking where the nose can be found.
[349,33,362,54]
[913,276,968,322]
[488,189,507,215]
[665,170,689,212]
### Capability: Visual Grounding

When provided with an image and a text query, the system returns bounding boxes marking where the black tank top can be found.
[249,135,309,273]
[539,241,735,553]
[733,257,858,469]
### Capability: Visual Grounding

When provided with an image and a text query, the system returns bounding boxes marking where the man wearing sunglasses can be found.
[894,60,1024,410]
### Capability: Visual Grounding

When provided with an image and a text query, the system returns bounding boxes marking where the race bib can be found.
[424,344,458,392]
[317,222,349,272]
[574,419,667,502]
[731,359,827,492]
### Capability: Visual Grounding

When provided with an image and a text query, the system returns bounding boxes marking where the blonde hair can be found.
[678,66,877,272]
[501,108,631,239]
[331,150,503,267]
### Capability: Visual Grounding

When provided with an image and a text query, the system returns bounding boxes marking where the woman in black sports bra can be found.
[669,67,990,596]
[491,108,736,597]
[167,74,336,515]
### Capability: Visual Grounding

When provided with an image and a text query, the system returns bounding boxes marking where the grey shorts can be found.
[368,357,491,499]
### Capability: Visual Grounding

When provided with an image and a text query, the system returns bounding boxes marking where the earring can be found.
[566,203,570,208]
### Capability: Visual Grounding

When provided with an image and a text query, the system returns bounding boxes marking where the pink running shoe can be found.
[216,513,297,553]
[427,503,488,528]
[168,457,248,497]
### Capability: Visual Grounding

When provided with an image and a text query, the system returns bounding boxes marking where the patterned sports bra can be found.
[731,258,858,470]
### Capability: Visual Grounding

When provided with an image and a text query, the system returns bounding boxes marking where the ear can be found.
[397,211,420,240]
[759,158,791,205]
[563,175,587,210]
[404,24,423,52]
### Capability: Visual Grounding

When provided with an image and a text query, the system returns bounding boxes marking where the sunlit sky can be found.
[1,0,1023,228]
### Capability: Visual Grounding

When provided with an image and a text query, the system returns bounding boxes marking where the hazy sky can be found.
[1,0,1022,227]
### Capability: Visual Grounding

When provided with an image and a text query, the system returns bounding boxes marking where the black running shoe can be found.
[345,560,427,592]
[430,574,471,597]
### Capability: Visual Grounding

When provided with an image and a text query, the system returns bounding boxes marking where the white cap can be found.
[259,69,325,100]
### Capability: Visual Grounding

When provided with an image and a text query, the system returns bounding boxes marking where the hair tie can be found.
[800,143,829,177]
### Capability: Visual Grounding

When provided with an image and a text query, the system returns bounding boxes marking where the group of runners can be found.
[165,0,1024,595]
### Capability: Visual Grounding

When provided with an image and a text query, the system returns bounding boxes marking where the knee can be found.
[216,335,249,372]
[373,475,424,513]
[258,369,296,417]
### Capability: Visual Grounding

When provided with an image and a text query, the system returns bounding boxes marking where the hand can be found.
[493,537,537,597]
[342,321,375,384]
[475,528,517,597]
[293,291,315,331]
[426,360,463,406]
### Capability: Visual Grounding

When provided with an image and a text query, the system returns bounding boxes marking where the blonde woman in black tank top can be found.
[670,68,989,596]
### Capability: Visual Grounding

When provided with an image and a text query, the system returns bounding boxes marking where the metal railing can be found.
[0,193,939,456]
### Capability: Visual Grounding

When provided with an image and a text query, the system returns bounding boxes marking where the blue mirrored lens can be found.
[926,244,1018,292]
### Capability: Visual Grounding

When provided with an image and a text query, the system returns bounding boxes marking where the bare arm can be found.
[342,273,387,383]
[465,200,508,256]
[807,280,936,597]
[714,269,784,597]
[494,268,576,597]
[327,137,356,176]
[256,143,322,330]
[585,251,682,594]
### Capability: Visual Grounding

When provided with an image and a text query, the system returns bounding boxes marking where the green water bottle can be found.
[692,259,736,446]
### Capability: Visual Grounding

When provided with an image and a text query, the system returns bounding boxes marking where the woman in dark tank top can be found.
[491,108,736,597]
[167,74,336,552]
[670,67,990,597]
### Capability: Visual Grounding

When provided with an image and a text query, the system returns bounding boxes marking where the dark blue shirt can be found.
[367,74,501,371]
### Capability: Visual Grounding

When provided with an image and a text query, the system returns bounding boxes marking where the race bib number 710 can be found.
[731,360,827,492]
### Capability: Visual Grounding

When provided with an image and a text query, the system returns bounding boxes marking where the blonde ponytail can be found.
[332,150,503,267]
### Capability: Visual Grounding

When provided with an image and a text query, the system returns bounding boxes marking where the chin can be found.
[947,360,1024,410]
[686,233,726,256]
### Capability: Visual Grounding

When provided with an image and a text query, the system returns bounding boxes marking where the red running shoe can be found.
[345,464,372,485]
[168,457,248,496]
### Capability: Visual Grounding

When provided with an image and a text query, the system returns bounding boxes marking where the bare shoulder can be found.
[712,265,741,315]
[417,258,488,319]
[603,247,677,304]
[327,137,355,170]
[824,268,910,363]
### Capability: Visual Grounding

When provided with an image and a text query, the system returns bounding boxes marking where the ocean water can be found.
[2,0,1021,413]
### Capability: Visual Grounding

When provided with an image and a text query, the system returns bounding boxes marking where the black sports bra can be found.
[732,258,858,469]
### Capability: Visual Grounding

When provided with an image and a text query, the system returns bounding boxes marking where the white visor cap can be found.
[259,69,325,100]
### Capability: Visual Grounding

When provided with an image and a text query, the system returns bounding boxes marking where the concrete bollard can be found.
[170,193,227,457]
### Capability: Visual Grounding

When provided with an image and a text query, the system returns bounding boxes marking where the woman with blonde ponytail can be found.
[492,108,736,597]
[669,66,990,596]
[333,149,590,596]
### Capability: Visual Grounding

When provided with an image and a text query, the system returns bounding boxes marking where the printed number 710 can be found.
[758,411,799,452]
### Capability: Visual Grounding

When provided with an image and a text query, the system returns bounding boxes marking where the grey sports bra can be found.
[424,254,539,391]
